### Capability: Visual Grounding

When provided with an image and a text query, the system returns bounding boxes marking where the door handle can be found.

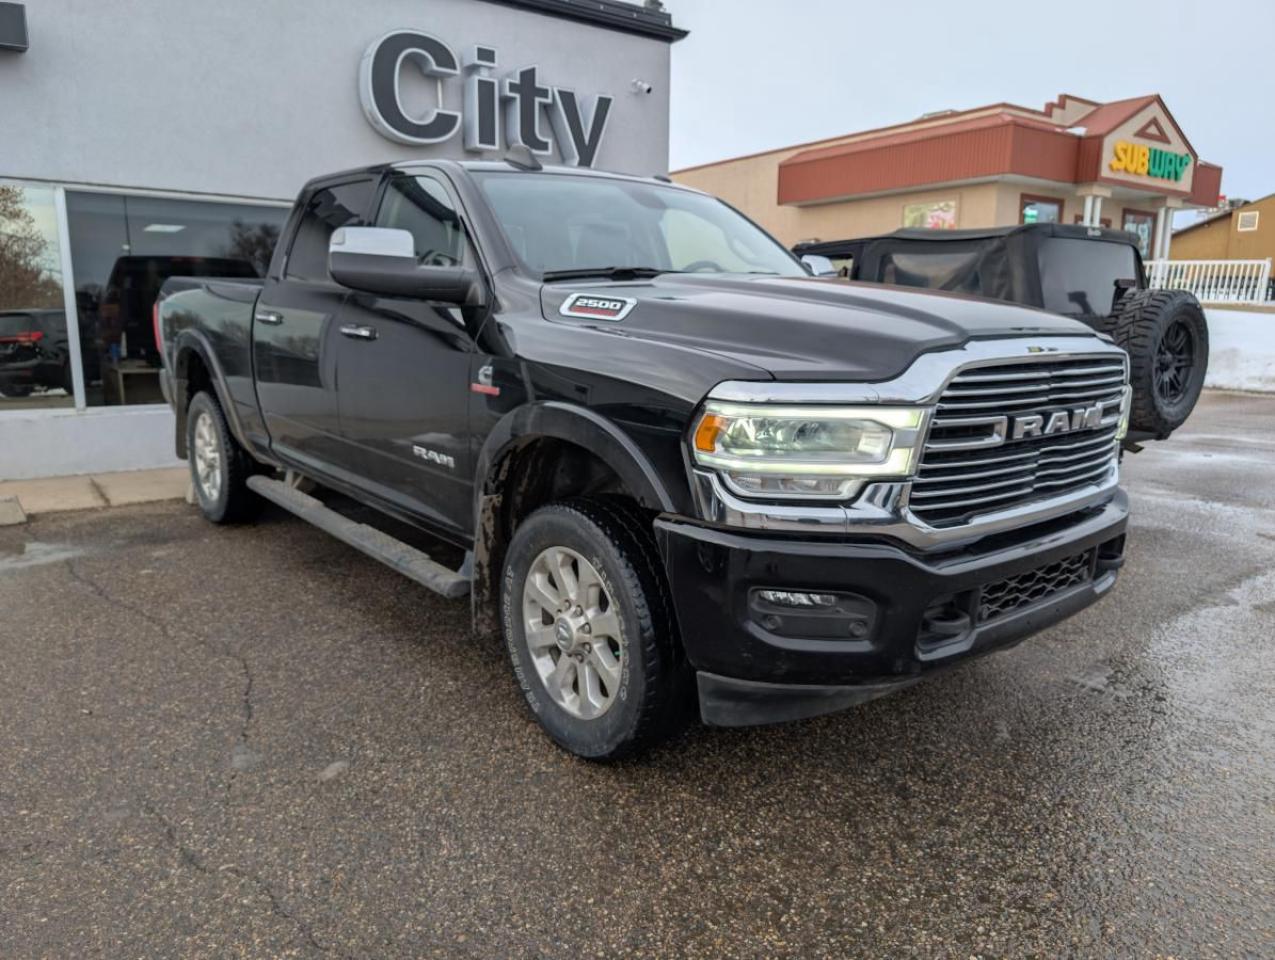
[255,311,284,325]
[339,324,378,341]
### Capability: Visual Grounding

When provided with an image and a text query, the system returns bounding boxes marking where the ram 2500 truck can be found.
[157,157,1132,760]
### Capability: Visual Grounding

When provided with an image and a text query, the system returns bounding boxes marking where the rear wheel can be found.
[1110,289,1209,437]
[500,497,689,760]
[186,391,260,523]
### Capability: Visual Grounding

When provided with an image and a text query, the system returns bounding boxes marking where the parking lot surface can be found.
[2,391,1273,959]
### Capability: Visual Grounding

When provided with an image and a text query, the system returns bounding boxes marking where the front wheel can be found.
[500,498,689,761]
[186,391,260,523]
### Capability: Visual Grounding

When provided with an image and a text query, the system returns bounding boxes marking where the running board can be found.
[246,475,471,599]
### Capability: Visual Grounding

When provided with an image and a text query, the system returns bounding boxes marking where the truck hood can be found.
[539,273,1097,381]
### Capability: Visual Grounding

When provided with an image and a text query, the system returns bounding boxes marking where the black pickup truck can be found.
[158,157,1132,760]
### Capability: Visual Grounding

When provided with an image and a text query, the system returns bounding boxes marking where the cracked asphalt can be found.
[2,391,1273,959]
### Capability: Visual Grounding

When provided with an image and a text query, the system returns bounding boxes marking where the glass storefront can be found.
[65,192,289,406]
[0,181,73,409]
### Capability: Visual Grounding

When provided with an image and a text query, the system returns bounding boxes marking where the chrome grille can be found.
[911,354,1127,527]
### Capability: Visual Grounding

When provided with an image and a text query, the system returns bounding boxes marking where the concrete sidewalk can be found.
[0,466,188,524]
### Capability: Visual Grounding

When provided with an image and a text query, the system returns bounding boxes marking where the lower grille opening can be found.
[977,549,1096,623]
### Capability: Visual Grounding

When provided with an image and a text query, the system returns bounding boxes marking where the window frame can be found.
[1121,209,1157,258]
[1019,193,1065,225]
[1237,210,1260,232]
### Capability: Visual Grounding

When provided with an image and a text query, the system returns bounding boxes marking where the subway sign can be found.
[1109,141,1192,182]
[359,30,613,167]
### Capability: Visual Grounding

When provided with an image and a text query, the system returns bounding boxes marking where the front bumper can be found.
[655,491,1128,726]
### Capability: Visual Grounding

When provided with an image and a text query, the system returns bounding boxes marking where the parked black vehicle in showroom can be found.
[0,308,73,398]
[795,223,1208,442]
[157,158,1133,760]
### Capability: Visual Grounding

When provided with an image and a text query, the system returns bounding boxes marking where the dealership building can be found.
[0,0,684,479]
[674,93,1223,260]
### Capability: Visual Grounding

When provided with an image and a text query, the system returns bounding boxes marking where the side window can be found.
[375,175,472,267]
[284,179,375,282]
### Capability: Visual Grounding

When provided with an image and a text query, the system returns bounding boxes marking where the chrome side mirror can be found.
[329,227,478,303]
[800,254,837,277]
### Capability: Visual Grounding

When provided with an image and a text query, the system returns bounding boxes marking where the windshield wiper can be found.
[541,266,674,282]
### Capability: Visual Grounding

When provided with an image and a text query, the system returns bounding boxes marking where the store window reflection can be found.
[0,181,73,409]
[65,193,288,406]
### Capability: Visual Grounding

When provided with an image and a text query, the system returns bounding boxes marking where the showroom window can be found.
[1020,195,1063,225]
[65,192,289,407]
[1122,210,1156,257]
[0,181,74,409]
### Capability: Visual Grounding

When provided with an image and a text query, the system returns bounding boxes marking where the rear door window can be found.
[879,249,985,294]
[1038,238,1139,317]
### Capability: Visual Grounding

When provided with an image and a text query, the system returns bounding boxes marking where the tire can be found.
[0,383,33,398]
[1109,289,1209,437]
[186,391,260,524]
[500,497,689,761]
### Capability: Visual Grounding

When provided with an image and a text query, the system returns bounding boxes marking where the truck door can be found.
[253,177,376,472]
[333,172,478,538]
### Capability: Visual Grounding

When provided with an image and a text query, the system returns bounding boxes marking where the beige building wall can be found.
[1172,214,1232,259]
[1172,195,1275,262]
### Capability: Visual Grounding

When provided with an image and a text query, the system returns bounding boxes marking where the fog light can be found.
[756,590,837,608]
[749,588,878,641]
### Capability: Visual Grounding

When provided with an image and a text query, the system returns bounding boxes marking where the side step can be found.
[246,475,471,599]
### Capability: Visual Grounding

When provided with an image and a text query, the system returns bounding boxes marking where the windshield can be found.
[473,172,805,279]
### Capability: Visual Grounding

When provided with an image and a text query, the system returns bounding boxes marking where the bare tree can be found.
[221,219,281,276]
[0,185,64,310]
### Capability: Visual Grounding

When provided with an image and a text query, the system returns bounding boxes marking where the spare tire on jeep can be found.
[1109,289,1208,437]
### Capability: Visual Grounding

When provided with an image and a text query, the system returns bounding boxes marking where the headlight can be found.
[1116,385,1132,440]
[691,402,928,500]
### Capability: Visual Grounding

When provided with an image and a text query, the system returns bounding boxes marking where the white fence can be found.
[1146,258,1273,304]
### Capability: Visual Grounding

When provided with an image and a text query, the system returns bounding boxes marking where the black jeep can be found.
[795,223,1208,440]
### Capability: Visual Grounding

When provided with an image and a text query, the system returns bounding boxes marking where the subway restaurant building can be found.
[674,93,1222,261]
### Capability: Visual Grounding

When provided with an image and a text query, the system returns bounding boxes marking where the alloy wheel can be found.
[192,411,223,503]
[522,545,624,720]
[1154,319,1195,406]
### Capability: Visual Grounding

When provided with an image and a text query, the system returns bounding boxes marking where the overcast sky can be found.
[667,0,1274,210]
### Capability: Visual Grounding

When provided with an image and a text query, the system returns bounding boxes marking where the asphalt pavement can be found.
[2,391,1273,959]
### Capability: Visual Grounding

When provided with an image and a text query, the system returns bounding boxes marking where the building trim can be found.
[0,173,294,206]
[481,0,687,42]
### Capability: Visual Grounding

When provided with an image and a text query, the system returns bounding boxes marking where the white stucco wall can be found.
[0,407,181,480]
[1204,309,1275,393]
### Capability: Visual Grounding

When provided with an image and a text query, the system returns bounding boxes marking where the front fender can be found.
[469,401,685,635]
[475,401,678,514]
